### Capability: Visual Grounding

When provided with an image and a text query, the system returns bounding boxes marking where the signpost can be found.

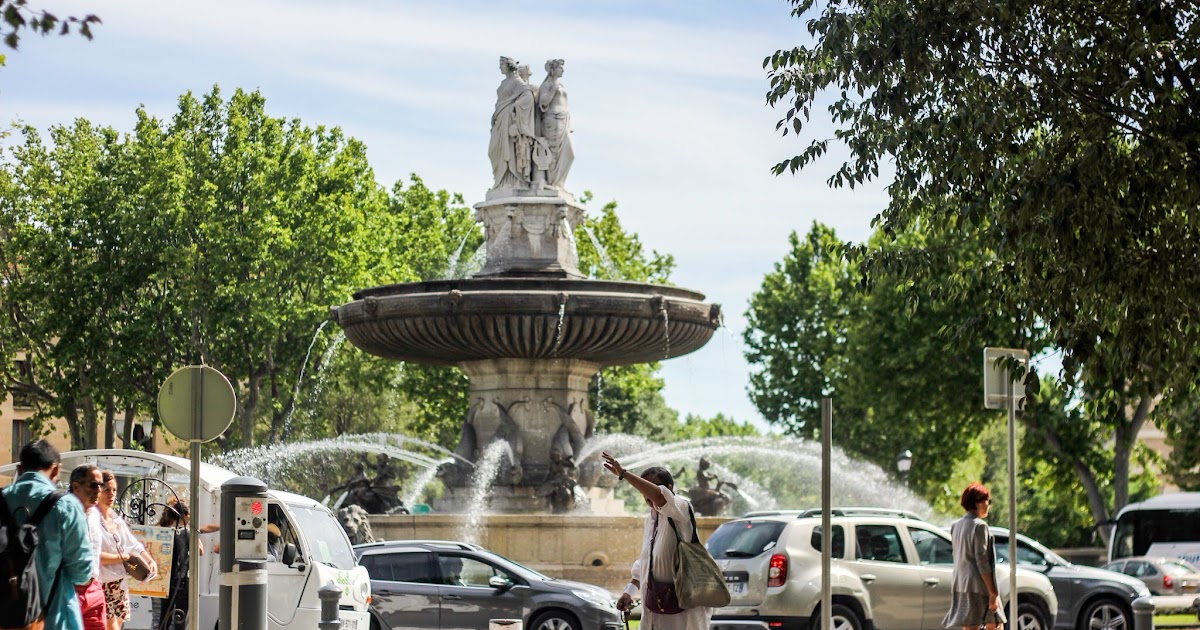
[983,348,1028,629]
[158,365,236,630]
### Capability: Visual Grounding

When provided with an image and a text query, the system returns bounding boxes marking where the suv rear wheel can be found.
[811,603,863,630]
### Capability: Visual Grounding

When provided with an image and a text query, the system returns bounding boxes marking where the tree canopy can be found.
[765,0,1199,524]
[0,86,466,450]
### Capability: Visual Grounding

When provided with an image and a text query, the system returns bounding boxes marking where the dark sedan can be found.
[991,528,1151,630]
[353,539,623,630]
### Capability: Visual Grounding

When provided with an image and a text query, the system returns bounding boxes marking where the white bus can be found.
[1110,492,1200,564]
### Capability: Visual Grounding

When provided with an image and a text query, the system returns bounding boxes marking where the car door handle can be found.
[924,578,940,586]
[861,574,877,584]
[442,594,462,600]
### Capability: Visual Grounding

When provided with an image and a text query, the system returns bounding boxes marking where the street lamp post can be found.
[896,449,913,487]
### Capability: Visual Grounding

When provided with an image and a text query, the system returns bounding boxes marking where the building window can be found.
[11,418,32,461]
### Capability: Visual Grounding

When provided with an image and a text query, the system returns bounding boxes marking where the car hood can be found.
[537,577,613,599]
[1055,563,1145,589]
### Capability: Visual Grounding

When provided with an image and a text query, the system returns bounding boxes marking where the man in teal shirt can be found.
[2,440,94,630]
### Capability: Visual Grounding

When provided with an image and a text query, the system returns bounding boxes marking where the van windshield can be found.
[290,506,357,570]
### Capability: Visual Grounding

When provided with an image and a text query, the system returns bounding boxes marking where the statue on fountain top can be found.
[487,56,573,199]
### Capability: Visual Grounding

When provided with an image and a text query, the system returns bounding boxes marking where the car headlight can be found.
[572,589,615,609]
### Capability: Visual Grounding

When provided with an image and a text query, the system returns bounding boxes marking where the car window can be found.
[707,520,785,560]
[993,537,1048,566]
[1163,560,1198,575]
[361,551,438,584]
[855,524,907,563]
[809,525,846,559]
[438,554,514,588]
[1102,561,1125,574]
[1126,561,1149,577]
[910,528,953,565]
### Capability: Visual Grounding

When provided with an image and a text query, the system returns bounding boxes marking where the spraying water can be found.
[280,320,331,440]
[458,441,512,544]
[580,225,620,279]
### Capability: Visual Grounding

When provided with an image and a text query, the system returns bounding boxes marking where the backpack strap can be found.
[28,490,67,527]
[0,488,15,529]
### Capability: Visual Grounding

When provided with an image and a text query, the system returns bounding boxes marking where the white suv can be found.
[706,509,1058,630]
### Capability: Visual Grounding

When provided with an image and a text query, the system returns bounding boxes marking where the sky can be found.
[0,0,890,431]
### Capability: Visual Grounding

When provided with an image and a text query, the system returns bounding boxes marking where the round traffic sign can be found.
[157,365,236,442]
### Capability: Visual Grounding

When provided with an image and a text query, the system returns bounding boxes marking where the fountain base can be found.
[431,485,626,515]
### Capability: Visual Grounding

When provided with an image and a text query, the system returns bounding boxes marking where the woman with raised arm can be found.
[601,452,711,630]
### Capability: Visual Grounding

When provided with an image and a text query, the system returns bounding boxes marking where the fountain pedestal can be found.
[474,196,585,278]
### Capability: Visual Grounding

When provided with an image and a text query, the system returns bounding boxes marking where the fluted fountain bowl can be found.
[332,278,721,366]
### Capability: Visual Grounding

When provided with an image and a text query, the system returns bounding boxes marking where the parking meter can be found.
[220,477,269,630]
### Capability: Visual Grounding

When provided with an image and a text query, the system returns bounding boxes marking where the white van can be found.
[2,449,372,630]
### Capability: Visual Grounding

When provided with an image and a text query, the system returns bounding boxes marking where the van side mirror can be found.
[282,543,300,567]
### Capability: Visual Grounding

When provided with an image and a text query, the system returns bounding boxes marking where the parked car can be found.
[706,508,1058,630]
[353,539,622,630]
[990,528,1150,630]
[1101,556,1200,596]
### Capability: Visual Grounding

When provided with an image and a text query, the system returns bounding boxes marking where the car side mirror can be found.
[282,543,301,568]
[489,575,513,590]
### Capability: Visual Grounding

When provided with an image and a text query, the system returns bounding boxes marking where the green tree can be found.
[0,87,468,450]
[764,0,1195,533]
[671,413,760,441]
[745,222,1028,492]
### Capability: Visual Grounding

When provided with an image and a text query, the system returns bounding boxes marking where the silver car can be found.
[990,528,1150,630]
[353,540,622,630]
[707,509,1058,630]
[1101,556,1200,596]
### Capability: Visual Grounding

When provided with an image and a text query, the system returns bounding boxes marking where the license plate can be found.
[339,618,357,630]
[728,582,746,595]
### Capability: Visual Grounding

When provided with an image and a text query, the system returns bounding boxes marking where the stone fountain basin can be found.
[333,278,721,365]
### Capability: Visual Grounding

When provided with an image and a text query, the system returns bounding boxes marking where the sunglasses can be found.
[83,481,104,489]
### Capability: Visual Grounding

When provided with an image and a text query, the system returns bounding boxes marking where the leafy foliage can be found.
[1,0,99,49]
[766,0,1197,531]
[0,86,464,450]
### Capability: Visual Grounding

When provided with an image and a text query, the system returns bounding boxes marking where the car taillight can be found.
[1164,574,1174,591]
[768,553,787,587]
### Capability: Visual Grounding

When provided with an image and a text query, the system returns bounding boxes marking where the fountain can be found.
[330,56,721,514]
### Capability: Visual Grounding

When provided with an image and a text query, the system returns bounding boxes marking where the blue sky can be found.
[0,0,890,431]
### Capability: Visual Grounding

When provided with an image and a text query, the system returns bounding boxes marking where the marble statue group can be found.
[489,56,574,195]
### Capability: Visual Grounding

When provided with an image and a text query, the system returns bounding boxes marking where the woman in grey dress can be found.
[943,482,1005,630]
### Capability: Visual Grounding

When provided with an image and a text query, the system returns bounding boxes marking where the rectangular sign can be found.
[129,524,175,598]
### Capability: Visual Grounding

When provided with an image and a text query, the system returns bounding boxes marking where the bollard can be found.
[318,582,342,630]
[1132,596,1155,630]
[488,621,522,630]
[1193,597,1199,622]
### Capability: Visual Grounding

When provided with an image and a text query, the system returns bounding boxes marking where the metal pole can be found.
[1007,358,1018,627]
[189,369,203,630]
[821,397,832,630]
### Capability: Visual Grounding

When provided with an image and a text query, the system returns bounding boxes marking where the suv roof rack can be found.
[740,508,926,520]
[354,539,486,551]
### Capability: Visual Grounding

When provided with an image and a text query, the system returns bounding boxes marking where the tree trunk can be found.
[237,372,263,448]
[1035,424,1112,545]
[103,397,116,449]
